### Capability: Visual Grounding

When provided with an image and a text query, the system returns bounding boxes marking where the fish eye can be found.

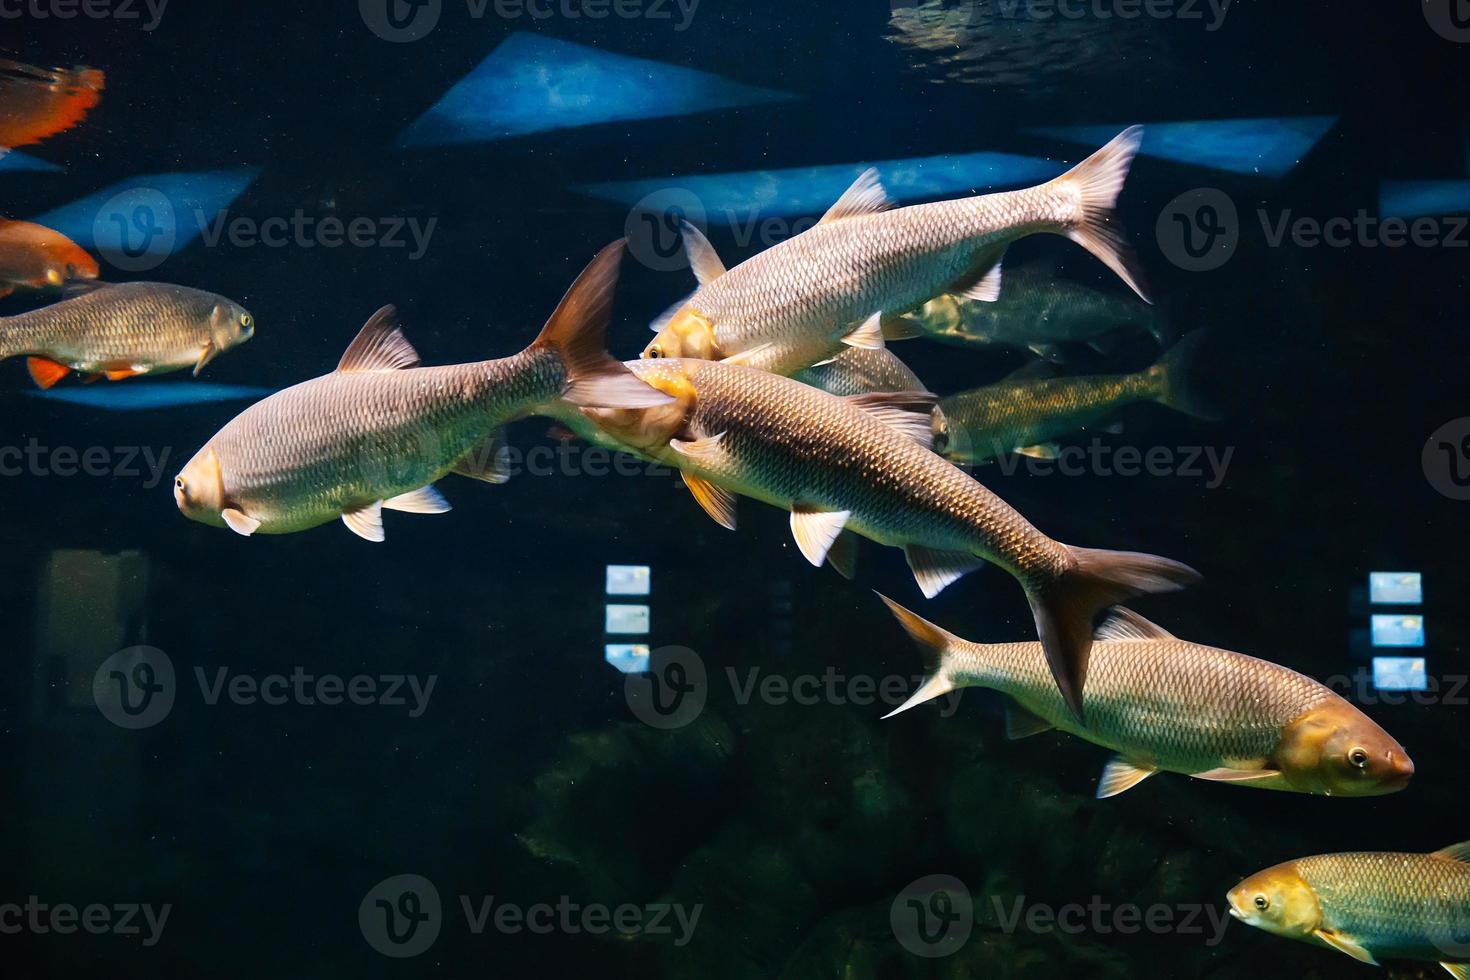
[240,313,253,329]
[175,477,185,490]
[1253,894,1269,911]
[1349,747,1369,768]
[647,346,663,359]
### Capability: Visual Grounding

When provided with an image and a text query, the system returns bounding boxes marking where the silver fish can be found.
[793,345,927,396]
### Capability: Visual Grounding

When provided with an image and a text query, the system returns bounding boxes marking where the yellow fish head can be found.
[1227,863,1322,940]
[1274,702,1415,796]
[582,363,698,456]
[174,445,227,527]
[643,307,718,361]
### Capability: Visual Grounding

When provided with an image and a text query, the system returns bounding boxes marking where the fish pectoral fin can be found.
[341,502,386,542]
[1005,703,1055,740]
[25,356,70,389]
[681,472,737,531]
[1440,962,1470,979]
[383,485,451,514]
[1095,607,1176,641]
[719,342,774,368]
[952,253,1005,303]
[1014,443,1059,460]
[670,431,727,461]
[843,390,939,449]
[451,430,514,484]
[826,529,859,580]
[820,167,895,224]
[1312,929,1378,965]
[879,313,924,342]
[650,291,695,334]
[904,545,985,599]
[1097,756,1158,799]
[337,306,421,372]
[789,507,851,567]
[679,220,726,285]
[193,342,218,377]
[1190,767,1281,784]
[220,507,261,537]
[1028,342,1067,362]
[841,312,887,351]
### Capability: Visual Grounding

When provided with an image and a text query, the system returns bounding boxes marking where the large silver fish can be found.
[174,241,669,541]
[0,280,254,388]
[642,127,1148,376]
[1228,842,1470,976]
[879,597,1413,798]
[576,356,1199,717]
[933,332,1214,463]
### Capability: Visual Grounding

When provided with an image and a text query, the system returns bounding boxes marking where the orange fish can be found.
[0,58,104,152]
[0,219,99,298]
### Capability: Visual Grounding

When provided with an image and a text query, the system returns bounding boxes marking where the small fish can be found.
[0,219,99,297]
[793,345,927,396]
[0,58,104,153]
[575,356,1199,718]
[174,240,670,541]
[643,128,1148,376]
[933,331,1215,463]
[878,596,1414,798]
[1228,842,1470,976]
[882,263,1168,360]
[0,281,255,388]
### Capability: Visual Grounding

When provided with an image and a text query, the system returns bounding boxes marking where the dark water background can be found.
[1,2,1467,976]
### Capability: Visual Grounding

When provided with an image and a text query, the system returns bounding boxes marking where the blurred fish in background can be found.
[0,57,104,154]
[0,218,99,297]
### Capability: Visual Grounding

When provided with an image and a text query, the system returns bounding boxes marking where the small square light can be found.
[605,604,650,635]
[606,564,651,596]
[1372,656,1428,691]
[1369,572,1422,605]
[1370,614,1425,648]
[604,644,651,674]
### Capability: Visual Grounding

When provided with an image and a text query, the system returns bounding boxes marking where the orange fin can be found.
[81,373,103,384]
[26,356,70,389]
[104,368,141,381]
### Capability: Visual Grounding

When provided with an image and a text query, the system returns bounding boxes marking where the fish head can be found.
[581,361,698,456]
[1274,702,1415,796]
[644,307,719,361]
[919,294,966,337]
[208,300,256,351]
[1227,862,1321,940]
[53,238,99,282]
[173,445,227,527]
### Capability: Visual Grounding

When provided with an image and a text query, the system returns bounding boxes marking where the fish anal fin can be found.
[382,485,451,514]
[841,312,886,350]
[682,472,737,530]
[337,305,421,372]
[1097,756,1157,798]
[1005,703,1055,740]
[904,545,985,599]
[342,502,385,542]
[26,356,69,389]
[789,507,850,567]
[220,507,260,537]
[1312,929,1378,965]
[821,168,894,224]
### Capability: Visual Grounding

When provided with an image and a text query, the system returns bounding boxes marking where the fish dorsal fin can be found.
[337,305,421,372]
[1095,607,1176,642]
[342,501,385,542]
[1433,841,1470,864]
[382,485,451,514]
[60,278,112,298]
[1005,703,1055,740]
[1097,756,1157,798]
[789,507,850,567]
[682,472,737,530]
[680,221,726,285]
[841,312,887,350]
[844,390,938,449]
[821,168,894,224]
[1312,929,1378,965]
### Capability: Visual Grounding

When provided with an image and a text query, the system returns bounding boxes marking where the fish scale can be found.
[938,371,1158,460]
[1297,852,1470,959]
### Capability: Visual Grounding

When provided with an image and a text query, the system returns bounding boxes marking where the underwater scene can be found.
[2,1,1468,977]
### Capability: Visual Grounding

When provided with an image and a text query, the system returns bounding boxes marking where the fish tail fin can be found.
[1148,329,1221,420]
[1050,125,1150,304]
[1027,545,1200,721]
[875,592,971,719]
[531,239,672,410]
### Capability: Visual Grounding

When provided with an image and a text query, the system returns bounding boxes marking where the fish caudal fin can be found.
[875,592,966,719]
[1051,126,1150,304]
[532,239,672,410]
[1027,544,1201,721]
[1148,330,1221,421]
